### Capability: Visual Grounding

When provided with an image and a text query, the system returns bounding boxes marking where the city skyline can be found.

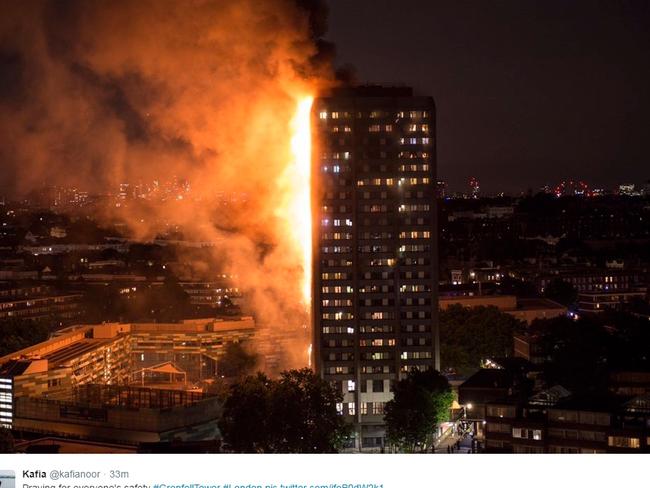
[1,0,649,459]
[2,2,649,196]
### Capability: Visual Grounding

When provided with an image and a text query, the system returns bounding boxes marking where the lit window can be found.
[608,436,640,449]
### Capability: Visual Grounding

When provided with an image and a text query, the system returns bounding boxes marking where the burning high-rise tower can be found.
[311,86,439,450]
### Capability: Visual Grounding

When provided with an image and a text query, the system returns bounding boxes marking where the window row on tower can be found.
[318,110,430,120]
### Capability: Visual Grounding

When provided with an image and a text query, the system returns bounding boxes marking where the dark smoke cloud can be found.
[0,0,335,370]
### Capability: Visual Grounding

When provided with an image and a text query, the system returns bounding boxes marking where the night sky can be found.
[325,0,650,194]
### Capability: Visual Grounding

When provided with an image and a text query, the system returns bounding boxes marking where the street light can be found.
[461,403,473,438]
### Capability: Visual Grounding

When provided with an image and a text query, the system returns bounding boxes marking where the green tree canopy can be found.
[384,368,453,452]
[218,368,350,453]
[440,304,525,375]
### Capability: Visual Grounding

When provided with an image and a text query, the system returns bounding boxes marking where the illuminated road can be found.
[434,433,474,454]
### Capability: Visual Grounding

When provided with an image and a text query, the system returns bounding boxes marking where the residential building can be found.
[578,289,647,314]
[0,318,256,443]
[537,268,646,294]
[484,390,650,453]
[0,284,83,323]
[312,86,438,450]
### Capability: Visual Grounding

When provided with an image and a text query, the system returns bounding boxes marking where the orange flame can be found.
[277,95,313,309]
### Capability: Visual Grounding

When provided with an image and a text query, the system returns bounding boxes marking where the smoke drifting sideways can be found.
[0,0,336,372]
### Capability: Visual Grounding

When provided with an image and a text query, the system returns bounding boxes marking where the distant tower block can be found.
[469,177,480,198]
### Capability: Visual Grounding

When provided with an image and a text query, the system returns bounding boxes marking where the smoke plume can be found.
[0,0,335,371]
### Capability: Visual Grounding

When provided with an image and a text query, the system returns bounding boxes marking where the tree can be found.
[82,283,124,323]
[543,278,577,306]
[439,304,525,375]
[218,368,350,453]
[218,373,273,453]
[218,341,258,379]
[0,428,15,453]
[147,276,190,322]
[384,368,453,452]
[270,369,350,453]
[0,318,50,356]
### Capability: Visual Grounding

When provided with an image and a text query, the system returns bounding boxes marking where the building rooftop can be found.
[42,338,111,366]
[0,359,31,376]
[517,298,566,310]
[50,383,211,408]
[439,295,566,311]
[578,289,647,296]
[461,369,513,390]
[549,393,629,413]
[624,394,650,414]
[528,385,572,406]
[0,317,257,373]
[323,85,414,98]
